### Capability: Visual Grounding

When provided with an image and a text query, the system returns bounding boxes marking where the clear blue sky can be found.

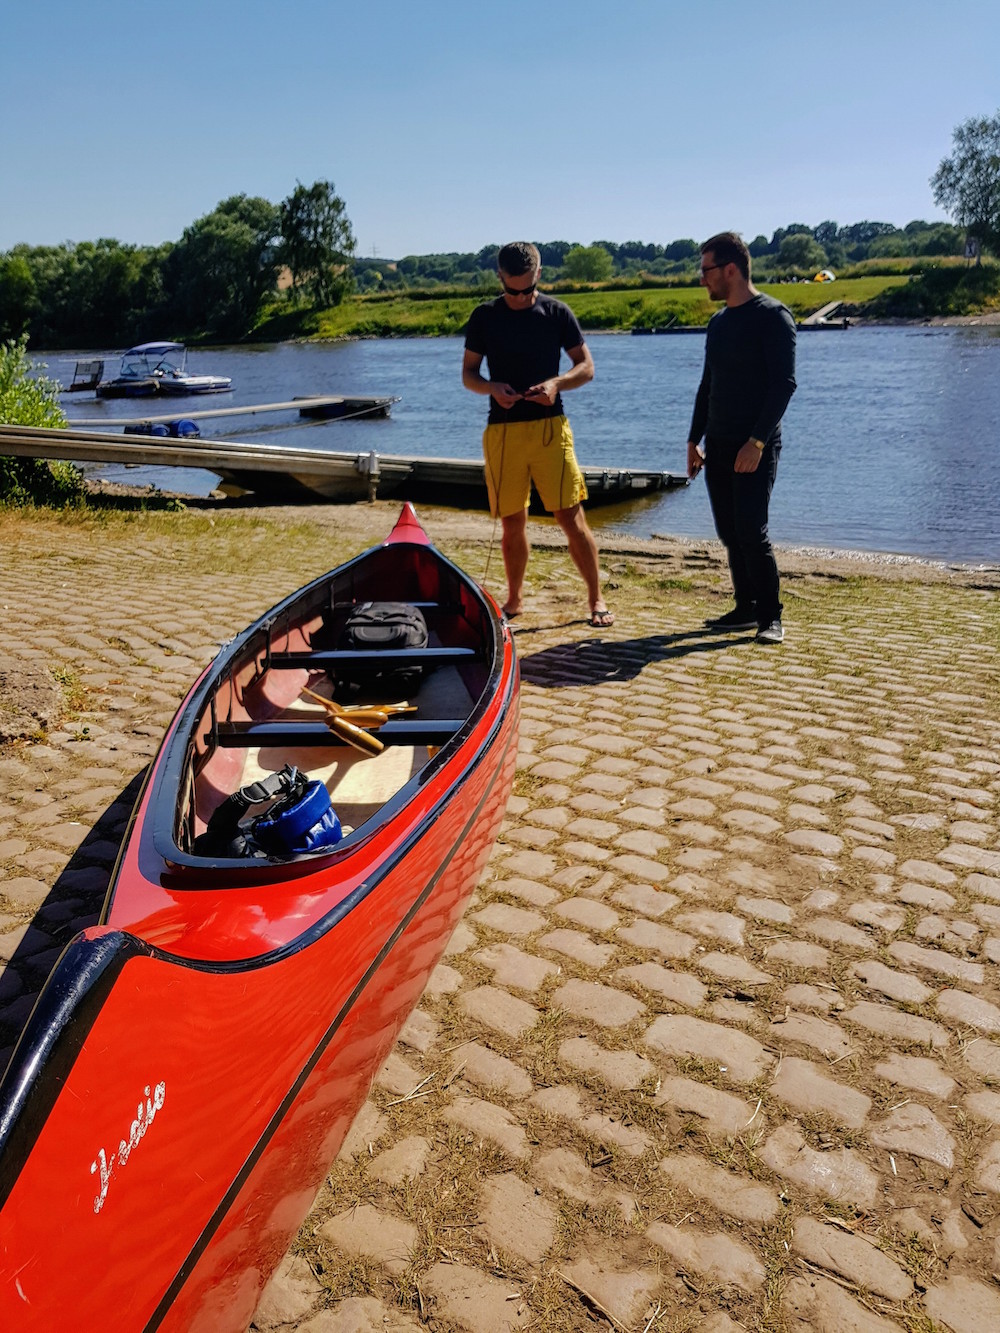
[3,0,998,259]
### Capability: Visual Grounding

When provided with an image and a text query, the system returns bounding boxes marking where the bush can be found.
[0,337,85,506]
[863,264,1000,318]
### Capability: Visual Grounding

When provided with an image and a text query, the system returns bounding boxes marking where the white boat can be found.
[96,343,232,398]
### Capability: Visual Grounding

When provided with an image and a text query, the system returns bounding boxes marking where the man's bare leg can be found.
[500,509,530,616]
[553,503,613,623]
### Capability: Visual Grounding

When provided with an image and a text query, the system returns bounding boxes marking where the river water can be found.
[52,326,1000,564]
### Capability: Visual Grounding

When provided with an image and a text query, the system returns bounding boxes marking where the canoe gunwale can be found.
[144,537,506,879]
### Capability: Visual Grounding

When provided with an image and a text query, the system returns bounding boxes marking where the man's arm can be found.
[750,308,797,443]
[523,342,594,405]
[462,348,521,410]
[686,363,710,477]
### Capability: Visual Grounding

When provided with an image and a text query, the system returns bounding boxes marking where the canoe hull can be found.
[0,508,518,1330]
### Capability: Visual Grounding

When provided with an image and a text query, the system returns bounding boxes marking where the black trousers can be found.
[704,436,782,625]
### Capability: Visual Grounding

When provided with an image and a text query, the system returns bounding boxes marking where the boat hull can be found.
[155,377,233,395]
[96,377,160,399]
[0,508,519,1330]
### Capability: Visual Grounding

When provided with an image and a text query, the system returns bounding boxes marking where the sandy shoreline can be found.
[82,478,1000,588]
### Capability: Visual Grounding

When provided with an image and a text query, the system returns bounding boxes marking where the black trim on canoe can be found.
[214,718,465,747]
[0,931,154,1206]
[142,538,506,878]
[142,707,517,1330]
[268,646,478,669]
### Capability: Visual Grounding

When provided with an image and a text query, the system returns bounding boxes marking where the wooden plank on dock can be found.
[66,394,397,428]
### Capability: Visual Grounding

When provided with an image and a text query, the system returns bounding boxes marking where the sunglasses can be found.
[699,263,724,275]
[501,279,538,297]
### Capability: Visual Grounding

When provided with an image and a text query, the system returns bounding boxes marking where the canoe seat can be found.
[213,718,465,748]
[268,647,478,669]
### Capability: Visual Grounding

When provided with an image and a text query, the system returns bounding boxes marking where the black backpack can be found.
[335,601,428,699]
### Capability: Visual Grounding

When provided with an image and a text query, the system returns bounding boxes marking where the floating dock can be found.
[0,425,687,507]
[632,299,851,335]
[67,394,399,428]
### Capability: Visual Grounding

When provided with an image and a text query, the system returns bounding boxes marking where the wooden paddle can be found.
[299,686,385,756]
[301,687,417,726]
[329,714,384,756]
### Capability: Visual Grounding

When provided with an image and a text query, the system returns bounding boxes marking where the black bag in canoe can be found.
[335,601,429,698]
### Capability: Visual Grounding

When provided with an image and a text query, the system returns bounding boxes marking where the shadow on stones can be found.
[0,770,146,1072]
[520,629,749,686]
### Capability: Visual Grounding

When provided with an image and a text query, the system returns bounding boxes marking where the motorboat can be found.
[96,343,232,398]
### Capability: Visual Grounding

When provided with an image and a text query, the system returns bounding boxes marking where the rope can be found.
[482,423,505,589]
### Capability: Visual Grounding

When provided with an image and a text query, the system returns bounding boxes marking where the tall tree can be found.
[279,180,356,307]
[931,110,1000,257]
[166,195,281,338]
[778,233,827,270]
[562,245,613,282]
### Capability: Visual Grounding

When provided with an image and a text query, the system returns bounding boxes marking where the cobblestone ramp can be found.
[1,512,999,1333]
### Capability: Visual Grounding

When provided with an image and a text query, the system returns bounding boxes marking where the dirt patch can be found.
[0,660,62,743]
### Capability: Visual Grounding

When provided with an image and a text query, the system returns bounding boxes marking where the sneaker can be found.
[706,607,758,631]
[756,620,784,644]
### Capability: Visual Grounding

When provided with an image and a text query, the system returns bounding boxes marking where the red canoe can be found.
[0,505,519,1331]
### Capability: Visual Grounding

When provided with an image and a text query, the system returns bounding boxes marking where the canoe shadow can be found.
[519,628,751,686]
[0,770,146,1075]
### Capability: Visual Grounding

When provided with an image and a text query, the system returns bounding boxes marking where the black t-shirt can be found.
[465,293,585,423]
[688,293,797,446]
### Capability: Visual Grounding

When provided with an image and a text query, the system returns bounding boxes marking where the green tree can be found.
[0,253,38,340]
[778,233,828,271]
[664,238,698,261]
[166,195,281,338]
[0,337,83,506]
[562,245,613,282]
[279,180,356,307]
[536,241,571,268]
[932,110,1000,258]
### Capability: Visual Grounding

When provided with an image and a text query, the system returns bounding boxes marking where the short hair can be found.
[497,241,541,276]
[701,232,750,280]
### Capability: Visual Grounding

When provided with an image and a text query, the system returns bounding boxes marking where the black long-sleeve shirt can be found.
[688,293,797,446]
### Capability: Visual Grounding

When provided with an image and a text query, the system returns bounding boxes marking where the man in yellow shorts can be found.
[462,241,614,627]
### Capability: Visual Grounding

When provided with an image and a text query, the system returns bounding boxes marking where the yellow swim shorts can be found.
[482,415,588,518]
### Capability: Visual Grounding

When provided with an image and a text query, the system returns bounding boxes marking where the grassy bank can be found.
[861,263,1000,318]
[253,274,911,341]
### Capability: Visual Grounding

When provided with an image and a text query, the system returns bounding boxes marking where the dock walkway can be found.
[0,424,686,506]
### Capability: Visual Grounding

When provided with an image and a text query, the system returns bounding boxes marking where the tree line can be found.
[0,213,966,350]
[358,219,968,291]
[0,181,356,348]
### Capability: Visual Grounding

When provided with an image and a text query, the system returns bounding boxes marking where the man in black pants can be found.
[686,231,796,644]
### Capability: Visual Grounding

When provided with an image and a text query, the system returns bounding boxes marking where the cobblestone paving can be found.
[1,505,999,1332]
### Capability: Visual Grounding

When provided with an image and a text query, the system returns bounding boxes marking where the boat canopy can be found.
[123,342,184,356]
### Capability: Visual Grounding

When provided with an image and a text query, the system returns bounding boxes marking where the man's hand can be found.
[734,440,763,473]
[523,377,560,406]
[490,382,522,409]
[686,441,705,478]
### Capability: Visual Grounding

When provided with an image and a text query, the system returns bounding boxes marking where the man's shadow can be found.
[0,771,146,1076]
[518,626,751,686]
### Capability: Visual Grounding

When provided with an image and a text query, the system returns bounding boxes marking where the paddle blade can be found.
[330,715,385,756]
